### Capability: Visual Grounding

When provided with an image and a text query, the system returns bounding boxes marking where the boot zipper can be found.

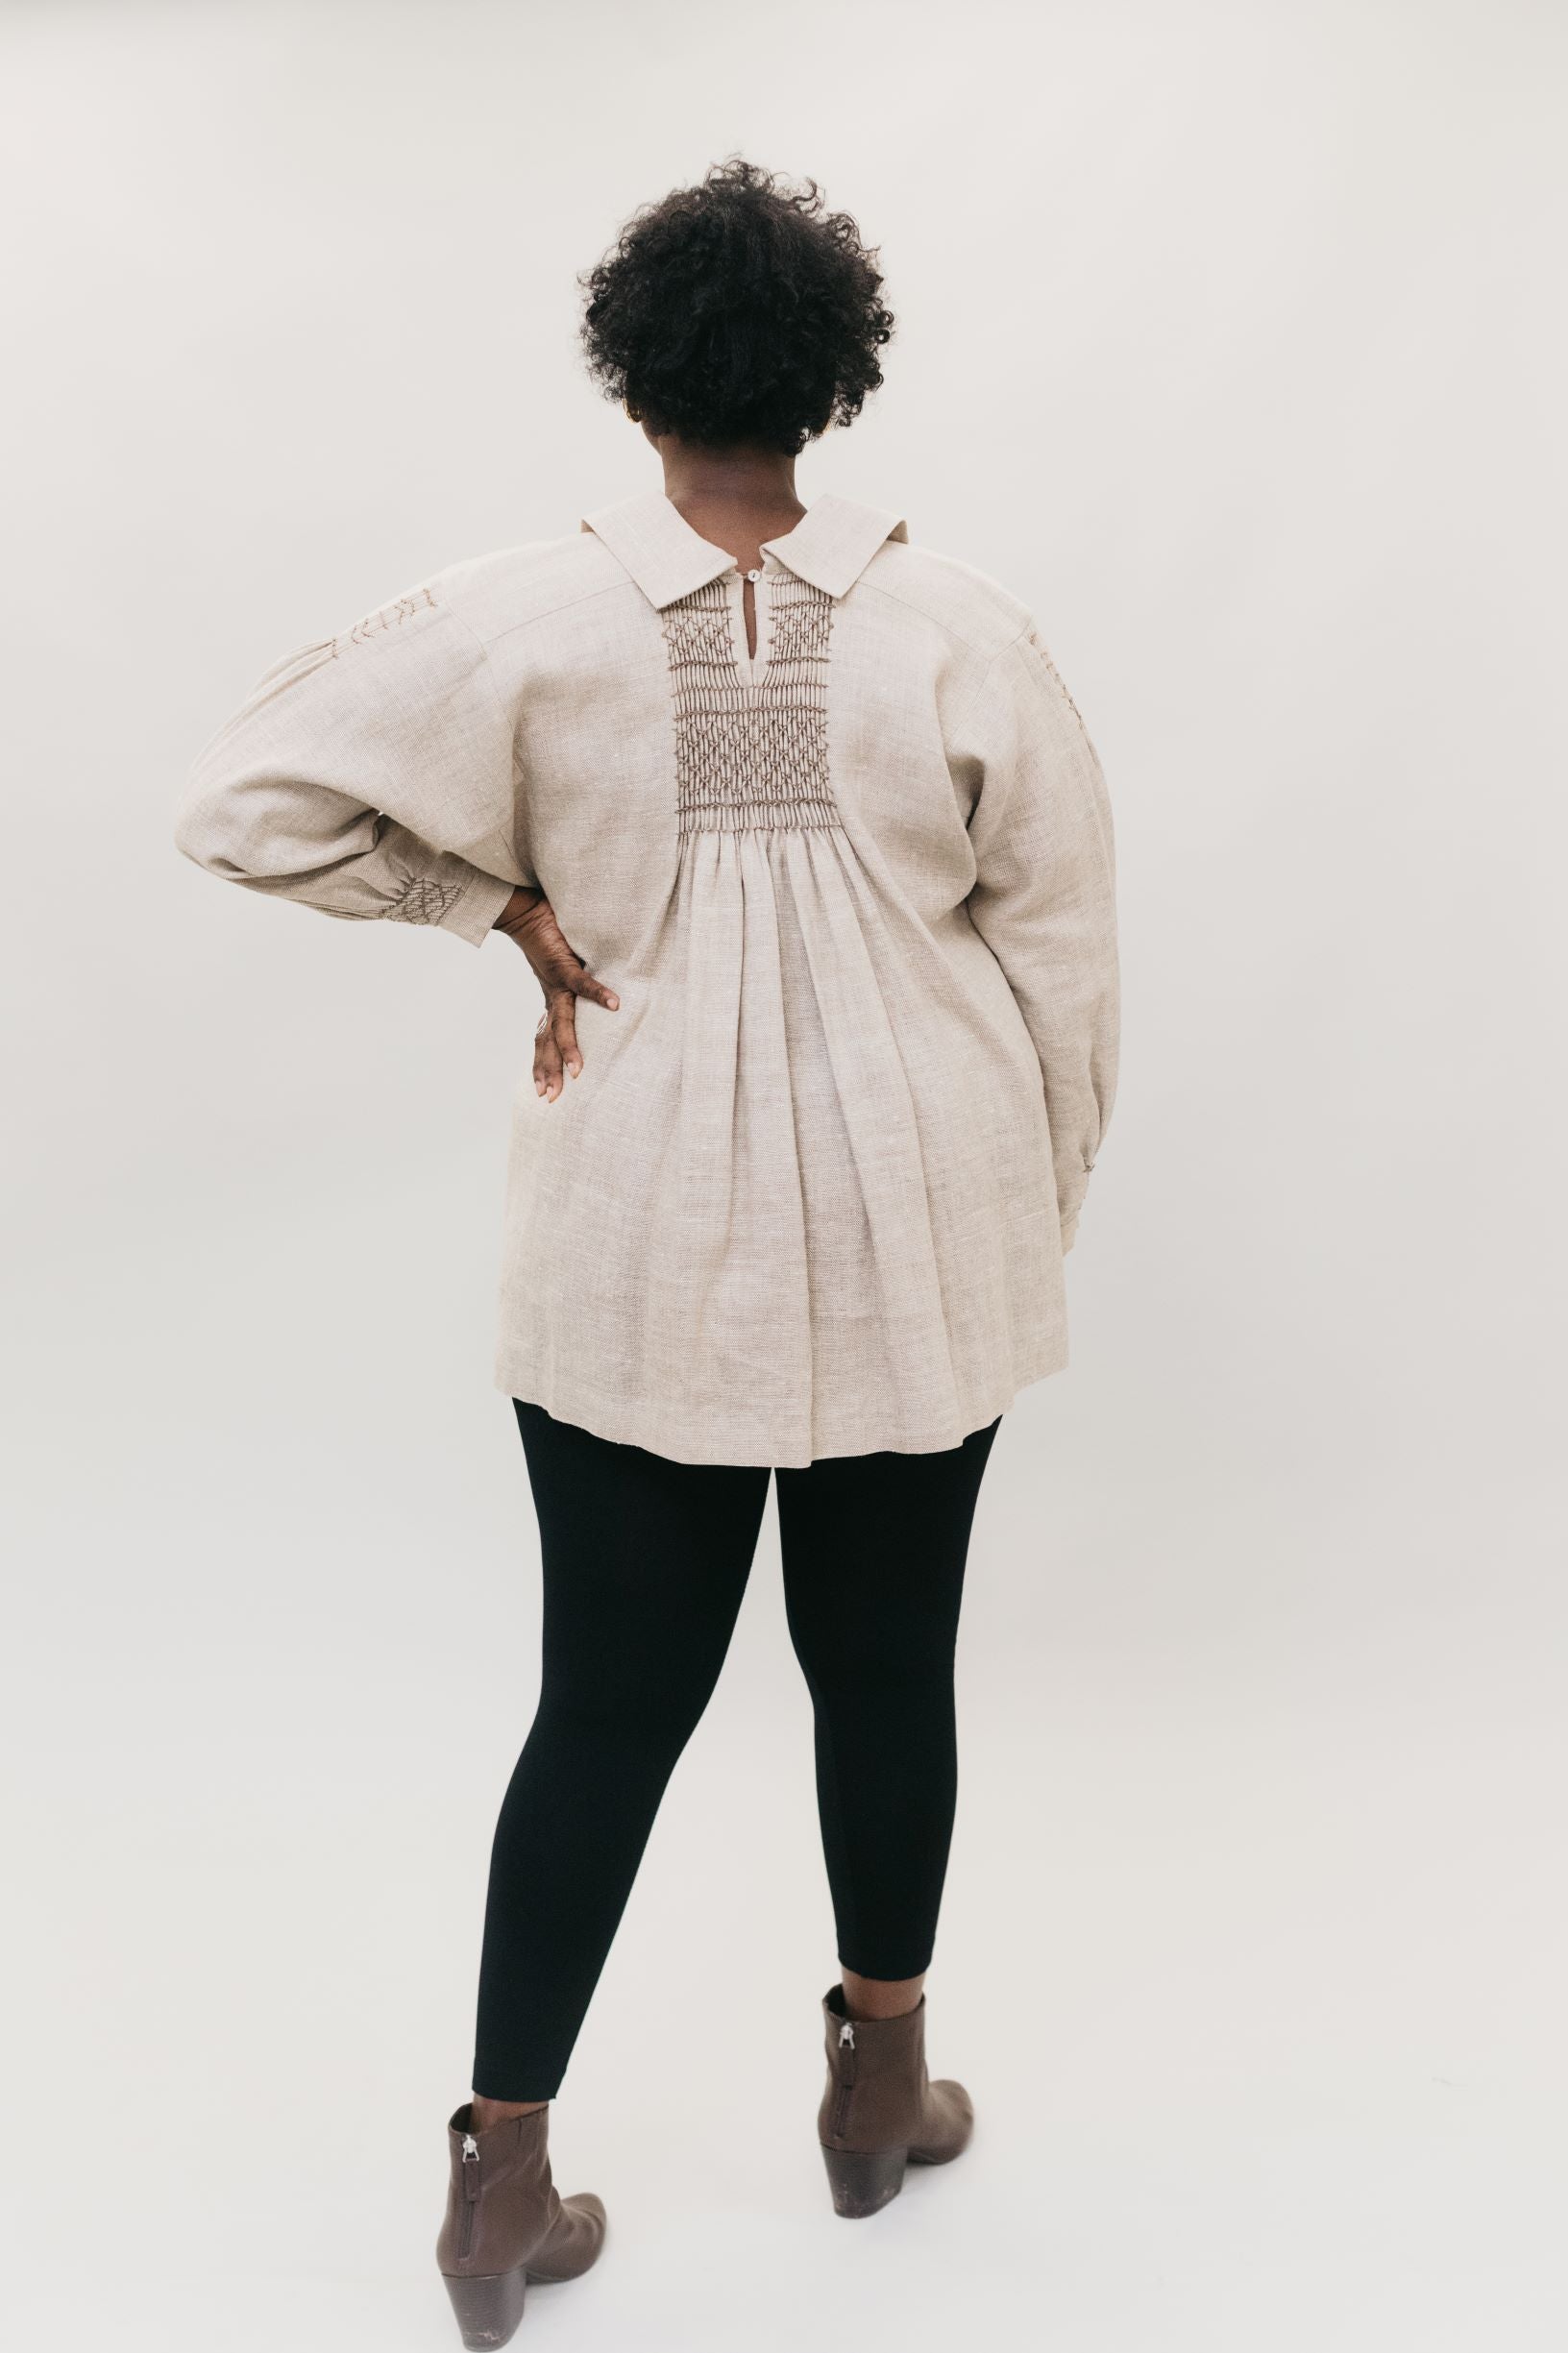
[457,2130,479,2260]
[830,2018,856,2139]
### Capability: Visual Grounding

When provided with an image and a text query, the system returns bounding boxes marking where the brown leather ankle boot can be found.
[435,2102,605,2346]
[817,1981,974,2218]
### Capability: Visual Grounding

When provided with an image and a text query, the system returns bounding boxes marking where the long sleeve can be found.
[174,575,525,946]
[957,622,1120,1250]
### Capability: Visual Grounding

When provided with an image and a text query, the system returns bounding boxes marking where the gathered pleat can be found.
[500,817,1065,1467]
[777,828,965,1445]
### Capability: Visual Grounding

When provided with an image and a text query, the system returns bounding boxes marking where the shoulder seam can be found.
[941,622,1037,744]
[858,574,1027,658]
[465,574,640,655]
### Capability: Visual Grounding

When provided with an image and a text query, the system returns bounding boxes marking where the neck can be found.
[652,435,805,535]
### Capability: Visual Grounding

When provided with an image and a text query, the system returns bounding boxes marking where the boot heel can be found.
[821,2143,908,2218]
[443,2264,527,2347]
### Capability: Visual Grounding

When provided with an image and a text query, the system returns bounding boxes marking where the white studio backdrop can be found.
[2,3,1565,2347]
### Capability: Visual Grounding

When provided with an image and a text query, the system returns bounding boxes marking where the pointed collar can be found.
[580,487,907,608]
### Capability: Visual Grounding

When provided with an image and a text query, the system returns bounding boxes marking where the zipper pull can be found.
[839,2019,855,2048]
[461,2131,480,2197]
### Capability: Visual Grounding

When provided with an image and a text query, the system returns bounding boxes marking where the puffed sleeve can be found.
[958,622,1119,1251]
[174,574,526,946]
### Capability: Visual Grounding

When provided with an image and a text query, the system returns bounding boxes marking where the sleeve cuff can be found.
[439,866,518,946]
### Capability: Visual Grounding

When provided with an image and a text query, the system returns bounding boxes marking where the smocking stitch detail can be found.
[329,584,440,659]
[382,875,459,926]
[661,574,837,835]
[1026,625,1089,736]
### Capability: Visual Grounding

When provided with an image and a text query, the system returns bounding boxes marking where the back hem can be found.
[491,1351,1068,1469]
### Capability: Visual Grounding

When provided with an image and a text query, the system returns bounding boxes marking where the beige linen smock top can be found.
[177,489,1119,1466]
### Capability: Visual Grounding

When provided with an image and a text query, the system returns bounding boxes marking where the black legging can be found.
[472,1401,1002,2099]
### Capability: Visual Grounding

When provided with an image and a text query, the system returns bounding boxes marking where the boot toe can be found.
[910,2078,973,2164]
[526,2192,607,2283]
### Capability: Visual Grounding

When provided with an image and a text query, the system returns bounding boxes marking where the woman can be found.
[176,158,1118,2344]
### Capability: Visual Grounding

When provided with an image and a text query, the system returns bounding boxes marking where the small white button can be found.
[746,567,762,581]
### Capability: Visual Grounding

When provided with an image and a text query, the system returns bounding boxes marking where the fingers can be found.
[533,990,581,1101]
[554,993,583,1086]
[532,1005,564,1102]
[502,894,622,1017]
[542,956,619,1014]
[506,898,618,1000]
[530,965,621,1102]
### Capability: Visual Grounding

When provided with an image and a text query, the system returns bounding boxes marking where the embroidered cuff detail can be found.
[380,866,515,945]
[382,875,462,926]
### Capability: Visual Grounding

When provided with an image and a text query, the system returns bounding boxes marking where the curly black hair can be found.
[577,158,895,455]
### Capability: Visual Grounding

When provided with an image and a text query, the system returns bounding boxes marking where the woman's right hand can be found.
[492,887,621,1103]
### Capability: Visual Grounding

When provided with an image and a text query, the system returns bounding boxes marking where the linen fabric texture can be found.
[176,490,1120,1466]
